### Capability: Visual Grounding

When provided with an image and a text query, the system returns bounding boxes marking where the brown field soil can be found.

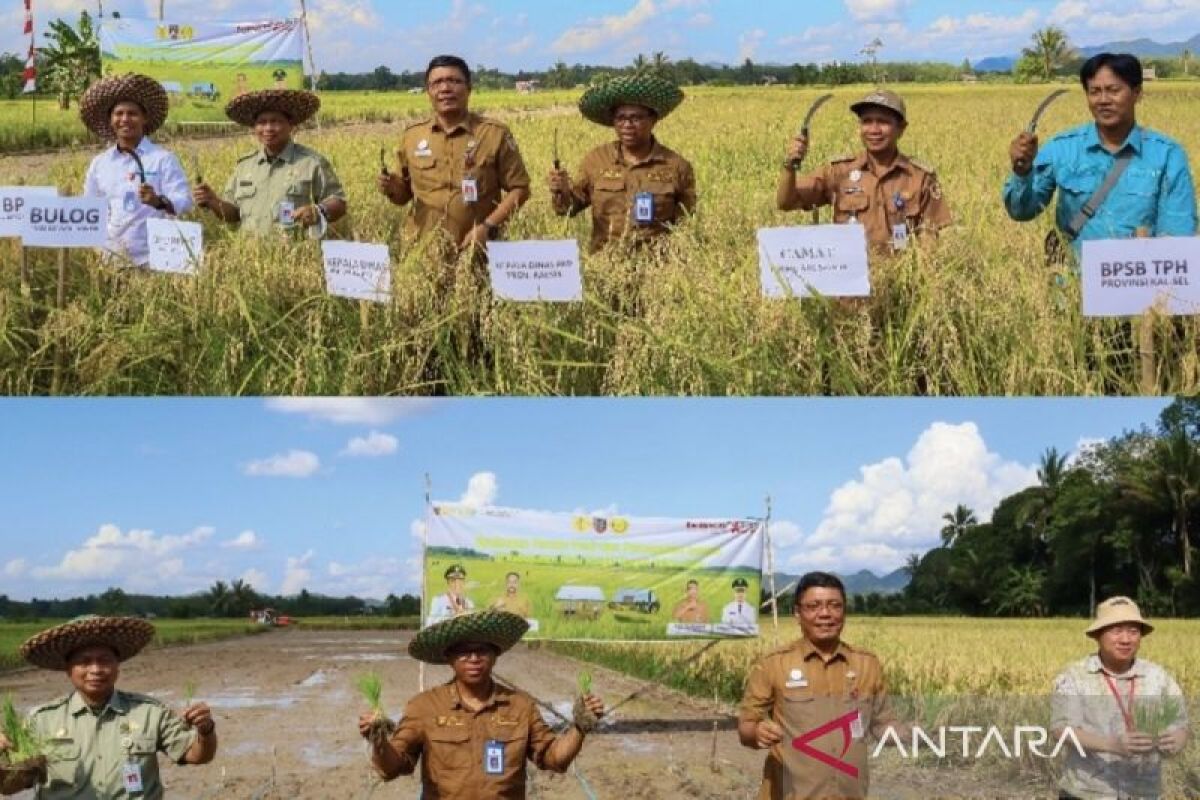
[0,630,1050,799]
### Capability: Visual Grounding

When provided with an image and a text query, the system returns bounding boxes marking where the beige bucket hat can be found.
[1085,596,1154,638]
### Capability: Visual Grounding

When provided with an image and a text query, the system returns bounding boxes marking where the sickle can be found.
[791,93,834,171]
[1017,89,1070,172]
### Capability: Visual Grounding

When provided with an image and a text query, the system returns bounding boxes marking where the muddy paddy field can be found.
[0,629,1031,799]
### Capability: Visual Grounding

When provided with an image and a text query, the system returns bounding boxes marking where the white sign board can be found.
[146,218,203,275]
[757,224,871,299]
[18,197,108,249]
[487,239,583,302]
[1082,237,1200,317]
[0,187,59,239]
[321,241,392,303]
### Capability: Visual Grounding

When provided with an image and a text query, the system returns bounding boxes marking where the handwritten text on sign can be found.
[0,187,58,239]
[18,197,109,249]
[1082,237,1200,317]
[147,218,203,275]
[487,240,583,302]
[321,241,392,303]
[757,224,871,299]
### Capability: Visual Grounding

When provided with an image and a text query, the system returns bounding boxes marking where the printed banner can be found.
[0,186,57,239]
[18,197,108,248]
[1081,237,1200,317]
[758,224,871,299]
[99,18,304,119]
[424,504,765,640]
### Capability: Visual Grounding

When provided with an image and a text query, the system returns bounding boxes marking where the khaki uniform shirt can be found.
[27,690,196,800]
[739,637,897,800]
[394,113,531,246]
[671,598,710,623]
[1052,654,1188,800]
[793,152,951,250]
[491,593,532,618]
[222,140,345,239]
[561,139,697,253]
[386,680,567,799]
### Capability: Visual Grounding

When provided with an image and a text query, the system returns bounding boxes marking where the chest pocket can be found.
[409,157,442,193]
[640,179,679,224]
[593,175,628,220]
[234,183,257,205]
[44,738,81,787]
[286,177,315,204]
[833,188,869,222]
[426,726,472,774]
[487,718,528,767]
[127,734,159,756]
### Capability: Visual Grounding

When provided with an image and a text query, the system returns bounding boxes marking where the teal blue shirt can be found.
[1003,122,1197,250]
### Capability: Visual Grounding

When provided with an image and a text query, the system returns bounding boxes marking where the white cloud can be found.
[410,519,427,541]
[505,34,536,55]
[738,29,766,62]
[264,398,437,426]
[688,12,714,27]
[927,10,1039,38]
[281,550,315,596]
[240,568,270,593]
[340,431,399,458]
[789,423,1039,574]
[31,524,214,582]
[461,472,499,508]
[844,0,910,23]
[1067,437,1105,467]
[243,450,320,478]
[770,520,804,549]
[552,0,659,53]
[222,530,262,550]
[322,556,421,598]
[4,559,28,578]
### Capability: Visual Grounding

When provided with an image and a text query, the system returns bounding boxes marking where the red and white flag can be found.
[22,0,37,93]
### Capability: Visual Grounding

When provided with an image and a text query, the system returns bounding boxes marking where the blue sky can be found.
[0,398,1169,601]
[3,1,1198,73]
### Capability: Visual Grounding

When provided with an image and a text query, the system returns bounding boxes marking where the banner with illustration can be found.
[424,503,765,640]
[99,18,304,118]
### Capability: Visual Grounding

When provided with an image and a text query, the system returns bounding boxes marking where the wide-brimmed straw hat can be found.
[225,89,320,127]
[578,70,684,127]
[1085,596,1154,638]
[408,609,528,665]
[19,615,155,670]
[79,73,169,140]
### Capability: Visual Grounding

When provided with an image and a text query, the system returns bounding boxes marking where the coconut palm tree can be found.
[940,504,978,547]
[1121,429,1200,578]
[1022,26,1074,82]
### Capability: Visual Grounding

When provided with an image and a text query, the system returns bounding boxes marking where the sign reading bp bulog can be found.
[0,187,58,239]
[758,225,871,298]
[424,504,764,641]
[19,198,108,248]
[1082,237,1200,317]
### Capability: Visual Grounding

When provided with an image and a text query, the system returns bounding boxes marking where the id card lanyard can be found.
[462,139,480,204]
[1103,673,1137,732]
[121,736,144,793]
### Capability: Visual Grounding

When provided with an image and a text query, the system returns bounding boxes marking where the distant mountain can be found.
[769,568,909,597]
[974,32,1200,73]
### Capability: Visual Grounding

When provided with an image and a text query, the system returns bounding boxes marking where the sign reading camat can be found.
[487,240,583,302]
[758,225,871,299]
[321,241,392,303]
[0,187,58,239]
[19,197,108,248]
[1082,237,1200,317]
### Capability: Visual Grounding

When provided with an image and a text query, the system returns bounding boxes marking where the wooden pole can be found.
[1135,227,1157,395]
[419,473,432,693]
[50,248,68,395]
[764,495,779,634]
[158,0,165,21]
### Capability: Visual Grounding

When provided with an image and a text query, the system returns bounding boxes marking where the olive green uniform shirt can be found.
[222,140,345,239]
[27,690,196,800]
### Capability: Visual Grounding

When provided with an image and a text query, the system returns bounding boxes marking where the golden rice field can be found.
[3,83,1200,396]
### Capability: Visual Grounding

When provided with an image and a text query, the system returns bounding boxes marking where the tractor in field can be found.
[554,586,606,620]
[249,608,292,626]
[609,588,660,614]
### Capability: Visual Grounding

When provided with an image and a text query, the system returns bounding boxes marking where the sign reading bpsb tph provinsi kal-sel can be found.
[0,187,59,239]
[487,240,583,302]
[1081,237,1200,317]
[758,224,871,299]
[18,197,109,248]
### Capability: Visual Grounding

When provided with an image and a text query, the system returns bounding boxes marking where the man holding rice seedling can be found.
[79,74,194,268]
[738,572,899,800]
[778,89,951,253]
[1005,53,1197,260]
[378,55,531,254]
[358,609,604,799]
[192,88,346,240]
[0,616,217,798]
[1051,596,1189,800]
[547,68,697,254]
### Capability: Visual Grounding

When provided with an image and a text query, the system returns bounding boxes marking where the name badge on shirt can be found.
[123,192,140,214]
[634,192,654,224]
[122,761,144,793]
[849,710,865,740]
[892,223,909,251]
[461,178,479,204]
[278,201,296,227]
[484,739,504,775]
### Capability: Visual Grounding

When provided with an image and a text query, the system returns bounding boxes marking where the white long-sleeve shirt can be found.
[83,137,193,267]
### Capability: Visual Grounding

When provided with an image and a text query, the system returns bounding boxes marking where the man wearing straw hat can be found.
[192,88,346,239]
[79,73,194,268]
[1051,596,1189,800]
[0,616,217,798]
[548,69,696,254]
[357,609,605,798]
[778,89,951,252]
[738,572,899,800]
[378,55,531,254]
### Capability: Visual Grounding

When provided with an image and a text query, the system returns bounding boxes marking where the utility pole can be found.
[158,0,165,21]
[860,38,883,85]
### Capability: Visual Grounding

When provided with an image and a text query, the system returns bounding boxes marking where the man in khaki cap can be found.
[777,89,951,252]
[0,616,217,798]
[1051,596,1189,800]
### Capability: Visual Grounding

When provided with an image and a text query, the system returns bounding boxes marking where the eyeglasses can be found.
[799,601,844,613]
[613,113,652,126]
[447,645,496,661]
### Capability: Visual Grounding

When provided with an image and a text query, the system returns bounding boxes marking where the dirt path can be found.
[0,630,1037,799]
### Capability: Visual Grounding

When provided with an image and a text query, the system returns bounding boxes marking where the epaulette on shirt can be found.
[908,157,935,174]
[30,694,71,715]
[119,690,165,707]
[236,150,259,164]
[830,154,856,164]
